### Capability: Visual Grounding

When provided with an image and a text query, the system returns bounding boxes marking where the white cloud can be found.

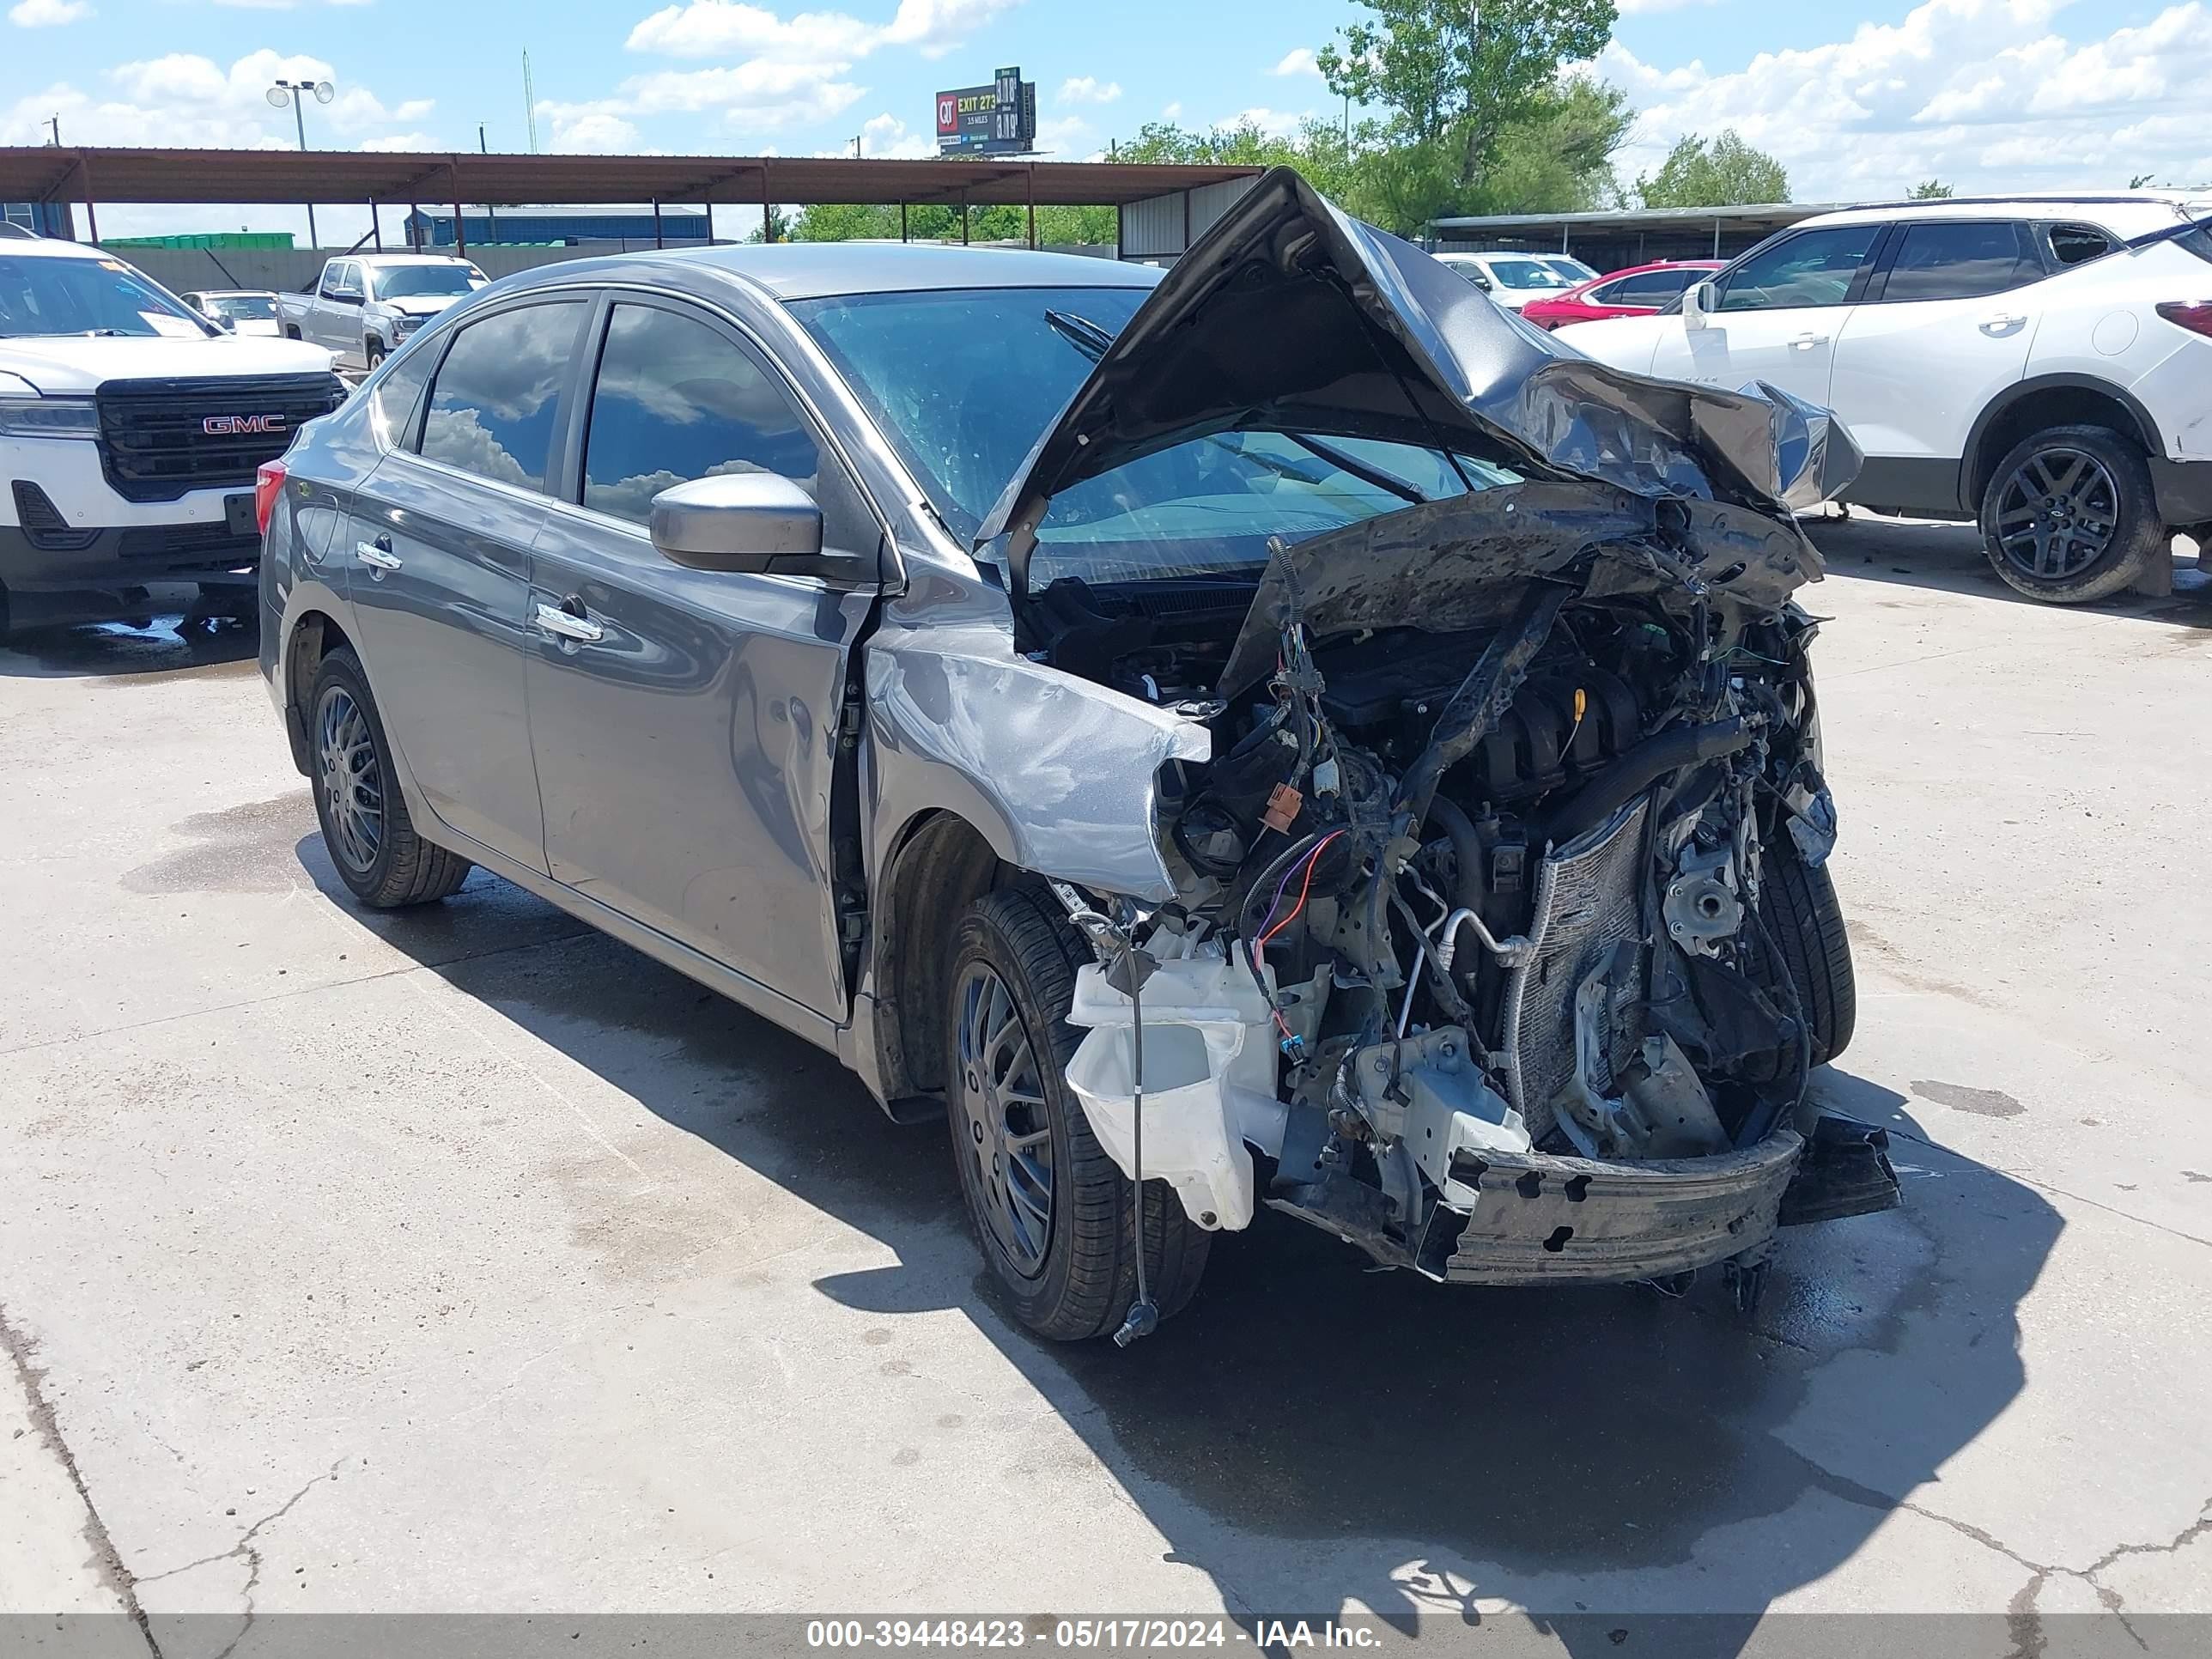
[1270,46,1319,76]
[625,0,1020,61]
[1031,113,1097,155]
[1160,100,1182,120]
[357,131,436,151]
[624,61,866,125]
[4,51,432,151]
[854,109,933,157]
[1056,76,1121,106]
[1600,0,2212,201]
[1222,106,1305,137]
[534,100,646,153]
[9,0,90,26]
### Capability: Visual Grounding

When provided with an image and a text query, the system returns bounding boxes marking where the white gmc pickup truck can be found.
[0,230,341,635]
[276,253,485,372]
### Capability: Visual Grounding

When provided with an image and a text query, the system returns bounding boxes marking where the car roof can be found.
[353,253,478,265]
[191,288,275,296]
[495,240,1164,304]
[0,235,126,261]
[1792,193,2208,238]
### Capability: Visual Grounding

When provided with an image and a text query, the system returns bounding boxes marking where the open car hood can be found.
[975,166,1860,600]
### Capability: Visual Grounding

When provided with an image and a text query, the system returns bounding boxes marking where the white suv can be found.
[1,234,341,633]
[1433,251,1598,310]
[1555,194,2212,602]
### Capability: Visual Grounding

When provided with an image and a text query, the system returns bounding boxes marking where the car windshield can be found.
[1486,258,1575,291]
[373,265,479,299]
[791,284,1519,583]
[0,255,210,338]
[204,294,277,321]
[1539,257,1598,283]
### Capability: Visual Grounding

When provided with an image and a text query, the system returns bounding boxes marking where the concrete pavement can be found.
[2,528,2209,1655]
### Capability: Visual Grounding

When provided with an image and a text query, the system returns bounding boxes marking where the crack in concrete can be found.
[135,1457,345,1659]
[0,1301,162,1658]
[1874,1492,2212,1659]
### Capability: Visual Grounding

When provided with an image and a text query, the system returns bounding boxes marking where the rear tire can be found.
[307,647,472,908]
[1759,852,1856,1066]
[945,887,1210,1341]
[1978,423,2164,604]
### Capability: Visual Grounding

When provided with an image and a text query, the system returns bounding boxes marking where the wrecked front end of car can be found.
[976,167,1899,1310]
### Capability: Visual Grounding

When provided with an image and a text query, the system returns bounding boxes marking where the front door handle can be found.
[1789,332,1830,349]
[355,538,402,576]
[534,601,605,645]
[1980,311,2027,331]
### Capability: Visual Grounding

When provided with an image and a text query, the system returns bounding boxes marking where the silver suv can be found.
[260,169,1898,1342]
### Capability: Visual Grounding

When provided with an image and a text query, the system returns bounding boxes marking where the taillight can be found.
[253,459,286,538]
[2154,301,2212,337]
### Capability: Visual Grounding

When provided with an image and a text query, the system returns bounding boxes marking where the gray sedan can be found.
[260,168,1898,1344]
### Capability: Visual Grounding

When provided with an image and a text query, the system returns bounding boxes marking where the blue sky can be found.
[6,0,2209,240]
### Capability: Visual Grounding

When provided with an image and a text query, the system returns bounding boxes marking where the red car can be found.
[1518,260,1726,331]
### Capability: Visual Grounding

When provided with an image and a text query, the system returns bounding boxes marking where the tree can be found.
[1462,76,1632,215]
[1911,179,1953,198]
[1101,88,1628,240]
[1316,0,1620,190]
[1635,130,1788,208]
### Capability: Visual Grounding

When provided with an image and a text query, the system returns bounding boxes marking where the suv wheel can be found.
[1978,423,2165,603]
[945,887,1210,1341]
[307,647,472,907]
[364,341,386,371]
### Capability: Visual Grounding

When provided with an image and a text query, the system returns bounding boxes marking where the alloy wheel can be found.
[1992,446,2119,582]
[954,961,1056,1279]
[316,684,384,873]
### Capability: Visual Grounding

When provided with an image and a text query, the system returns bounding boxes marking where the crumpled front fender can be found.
[863,617,1210,902]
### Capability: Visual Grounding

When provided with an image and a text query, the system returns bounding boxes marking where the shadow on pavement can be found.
[0,587,260,683]
[294,835,2062,1650]
[1805,511,2212,625]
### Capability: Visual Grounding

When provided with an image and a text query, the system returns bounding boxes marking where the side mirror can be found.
[214,315,236,333]
[1683,280,1720,330]
[1468,270,1492,291]
[649,471,872,586]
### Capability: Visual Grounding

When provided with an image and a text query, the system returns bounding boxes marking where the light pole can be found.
[267,77,335,248]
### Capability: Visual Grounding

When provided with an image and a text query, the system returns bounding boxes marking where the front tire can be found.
[945,888,1210,1341]
[1978,423,2165,603]
[364,341,386,371]
[1759,852,1856,1066]
[307,647,472,908]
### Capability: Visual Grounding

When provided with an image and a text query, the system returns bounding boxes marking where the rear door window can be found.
[579,301,820,525]
[1718,225,1883,311]
[417,301,586,492]
[2044,223,2117,269]
[1598,270,1696,305]
[1880,221,2042,301]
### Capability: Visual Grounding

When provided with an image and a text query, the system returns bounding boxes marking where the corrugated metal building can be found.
[1118,176,1262,263]
[404,209,713,248]
[1429,203,1827,271]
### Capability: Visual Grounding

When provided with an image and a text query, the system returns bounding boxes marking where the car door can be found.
[312,259,362,358]
[1828,220,2046,500]
[343,295,591,873]
[1650,222,1886,404]
[524,293,884,1018]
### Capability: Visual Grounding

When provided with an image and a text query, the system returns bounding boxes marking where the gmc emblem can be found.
[203,414,286,436]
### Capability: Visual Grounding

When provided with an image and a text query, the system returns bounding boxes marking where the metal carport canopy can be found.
[0,147,1261,210]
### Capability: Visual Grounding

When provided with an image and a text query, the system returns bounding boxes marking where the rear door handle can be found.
[1790,332,1830,349]
[1980,312,2027,331]
[355,538,401,575]
[534,601,605,645]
